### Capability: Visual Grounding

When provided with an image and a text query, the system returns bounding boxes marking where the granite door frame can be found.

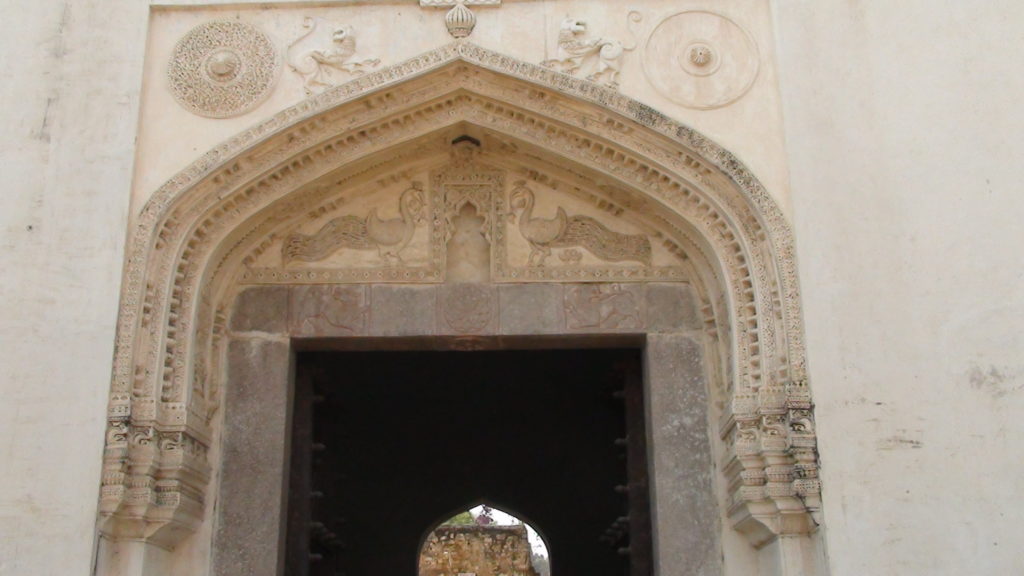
[214,282,720,576]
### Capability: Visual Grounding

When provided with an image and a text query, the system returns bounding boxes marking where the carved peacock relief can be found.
[243,141,687,285]
[283,183,426,265]
[509,181,652,267]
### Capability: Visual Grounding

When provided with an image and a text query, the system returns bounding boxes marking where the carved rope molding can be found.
[100,42,818,548]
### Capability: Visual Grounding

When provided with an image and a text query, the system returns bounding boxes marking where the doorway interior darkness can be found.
[285,347,654,576]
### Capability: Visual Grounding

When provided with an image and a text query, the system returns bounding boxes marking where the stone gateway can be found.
[2,2,1022,576]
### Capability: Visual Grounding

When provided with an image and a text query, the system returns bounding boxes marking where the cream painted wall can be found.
[1,0,1021,574]
[0,1,148,574]
[773,1,1024,574]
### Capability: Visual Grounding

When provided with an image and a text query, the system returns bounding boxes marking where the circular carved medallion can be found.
[168,21,280,118]
[643,11,759,110]
[442,284,495,333]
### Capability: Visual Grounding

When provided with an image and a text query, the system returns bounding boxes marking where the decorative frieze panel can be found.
[242,179,444,284]
[494,180,686,283]
[239,139,688,285]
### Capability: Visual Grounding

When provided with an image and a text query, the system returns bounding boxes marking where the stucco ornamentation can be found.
[287,18,381,95]
[510,181,652,267]
[541,12,642,88]
[283,183,426,265]
[100,42,818,551]
[167,20,280,118]
[420,0,501,39]
[643,11,759,109]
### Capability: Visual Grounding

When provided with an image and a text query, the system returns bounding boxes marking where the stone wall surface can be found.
[773,1,1024,574]
[0,2,147,575]
[0,1,1021,575]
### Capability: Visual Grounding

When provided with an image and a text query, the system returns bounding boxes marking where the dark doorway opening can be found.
[285,347,653,576]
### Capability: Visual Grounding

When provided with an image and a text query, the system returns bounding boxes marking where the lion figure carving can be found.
[541,12,641,88]
[288,18,381,95]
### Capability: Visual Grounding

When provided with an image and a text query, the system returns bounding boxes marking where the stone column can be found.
[645,334,722,576]
[213,336,294,576]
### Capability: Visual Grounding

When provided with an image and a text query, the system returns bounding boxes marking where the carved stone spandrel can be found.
[563,284,645,332]
[369,285,436,336]
[289,285,369,337]
[498,284,564,335]
[437,283,498,335]
[230,286,290,334]
[645,283,701,333]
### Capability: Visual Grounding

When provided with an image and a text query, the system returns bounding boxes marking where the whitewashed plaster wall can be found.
[0,0,1021,575]
[0,1,148,574]
[773,1,1024,574]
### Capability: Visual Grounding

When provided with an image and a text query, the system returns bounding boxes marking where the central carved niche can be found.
[240,138,688,286]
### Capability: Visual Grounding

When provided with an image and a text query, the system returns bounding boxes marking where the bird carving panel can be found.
[239,159,689,286]
[509,181,652,267]
[241,178,446,284]
[493,180,688,283]
[283,183,426,266]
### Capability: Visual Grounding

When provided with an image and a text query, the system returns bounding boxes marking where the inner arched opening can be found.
[419,505,550,576]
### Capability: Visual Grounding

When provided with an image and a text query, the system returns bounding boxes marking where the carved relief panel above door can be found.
[242,176,444,284]
[241,139,688,285]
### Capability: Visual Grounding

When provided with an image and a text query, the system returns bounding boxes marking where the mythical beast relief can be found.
[288,18,381,95]
[541,12,642,88]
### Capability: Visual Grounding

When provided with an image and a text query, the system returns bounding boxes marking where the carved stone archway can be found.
[97,43,821,575]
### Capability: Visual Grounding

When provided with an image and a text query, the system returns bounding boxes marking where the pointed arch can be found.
[419,502,550,576]
[418,499,552,562]
[97,42,819,555]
